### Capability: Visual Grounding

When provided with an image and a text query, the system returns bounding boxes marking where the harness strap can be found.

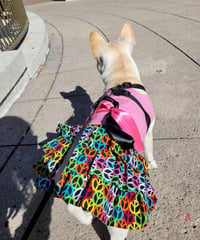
[115,82,146,91]
[111,87,151,131]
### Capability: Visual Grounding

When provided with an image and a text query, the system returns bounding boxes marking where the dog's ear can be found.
[89,32,107,60]
[119,21,136,47]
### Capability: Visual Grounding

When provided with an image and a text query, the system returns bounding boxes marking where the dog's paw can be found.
[149,160,158,169]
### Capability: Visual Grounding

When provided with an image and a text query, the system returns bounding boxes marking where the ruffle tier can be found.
[34,124,157,230]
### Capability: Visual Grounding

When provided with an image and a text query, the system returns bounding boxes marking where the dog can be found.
[34,21,157,240]
[66,21,157,240]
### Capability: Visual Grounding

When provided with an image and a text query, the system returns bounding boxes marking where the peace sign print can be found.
[84,148,97,158]
[122,172,128,184]
[139,184,146,194]
[49,139,59,149]
[76,162,89,176]
[95,158,107,170]
[127,165,133,177]
[84,125,92,134]
[103,184,110,199]
[101,135,111,145]
[127,176,137,190]
[139,172,146,183]
[84,185,94,199]
[113,166,120,176]
[44,148,54,159]
[113,206,123,221]
[146,196,153,209]
[34,123,157,230]
[90,169,103,179]
[91,132,101,141]
[123,210,134,225]
[135,212,147,226]
[64,196,76,205]
[71,175,85,188]
[59,136,69,147]
[137,161,144,172]
[107,216,116,227]
[113,196,120,208]
[113,144,123,156]
[35,162,48,177]
[116,219,127,229]
[92,178,104,193]
[71,148,79,158]
[129,222,141,230]
[137,153,145,162]
[106,203,114,217]
[139,199,148,214]
[38,177,51,192]
[94,141,106,151]
[52,151,62,162]
[118,189,126,198]
[120,197,129,211]
[76,154,87,164]
[57,172,69,189]
[48,160,59,173]
[62,183,74,197]
[79,139,89,149]
[97,127,107,135]
[103,200,109,213]
[60,144,70,155]
[73,188,85,201]
[103,168,113,182]
[65,158,77,172]
[107,190,114,204]
[93,192,104,206]
[93,206,103,218]
[130,154,137,166]
[82,198,95,212]
[127,191,137,202]
[100,149,112,159]
[147,188,154,196]
[132,175,140,187]
[106,157,116,169]
[54,182,61,195]
[129,200,140,215]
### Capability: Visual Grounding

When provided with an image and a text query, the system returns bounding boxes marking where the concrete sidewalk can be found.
[0,0,200,239]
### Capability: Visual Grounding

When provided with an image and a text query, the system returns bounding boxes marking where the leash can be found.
[21,118,91,240]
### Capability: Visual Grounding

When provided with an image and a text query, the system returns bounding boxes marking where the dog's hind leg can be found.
[107,226,128,240]
[67,204,93,225]
[143,119,157,169]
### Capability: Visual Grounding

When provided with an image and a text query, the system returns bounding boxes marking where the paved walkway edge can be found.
[0,11,49,118]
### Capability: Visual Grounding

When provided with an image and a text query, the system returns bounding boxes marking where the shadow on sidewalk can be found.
[60,85,93,125]
[0,116,52,240]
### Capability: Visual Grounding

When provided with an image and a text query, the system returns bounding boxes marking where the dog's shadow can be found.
[60,86,110,240]
[61,86,92,125]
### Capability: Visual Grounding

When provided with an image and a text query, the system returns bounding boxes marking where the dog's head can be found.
[89,21,142,89]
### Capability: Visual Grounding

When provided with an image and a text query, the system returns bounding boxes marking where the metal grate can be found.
[0,0,29,51]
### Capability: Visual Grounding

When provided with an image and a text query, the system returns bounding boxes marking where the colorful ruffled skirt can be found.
[34,124,157,230]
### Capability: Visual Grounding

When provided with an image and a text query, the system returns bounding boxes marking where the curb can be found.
[0,11,49,118]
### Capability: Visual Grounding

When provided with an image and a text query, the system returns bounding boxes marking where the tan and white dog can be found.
[67,21,157,240]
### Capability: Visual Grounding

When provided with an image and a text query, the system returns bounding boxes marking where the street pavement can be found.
[0,0,200,239]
